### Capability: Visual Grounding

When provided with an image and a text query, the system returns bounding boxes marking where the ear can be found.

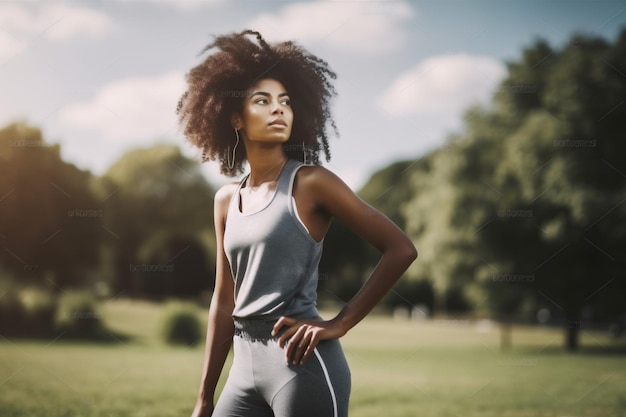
[230,113,243,130]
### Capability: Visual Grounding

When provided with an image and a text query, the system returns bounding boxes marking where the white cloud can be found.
[58,71,186,144]
[122,0,226,11]
[247,0,414,53]
[378,54,506,116]
[0,3,112,62]
[0,31,25,62]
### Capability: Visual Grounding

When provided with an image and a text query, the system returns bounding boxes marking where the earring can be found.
[228,129,240,170]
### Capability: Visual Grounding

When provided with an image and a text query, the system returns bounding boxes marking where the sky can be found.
[1,0,624,190]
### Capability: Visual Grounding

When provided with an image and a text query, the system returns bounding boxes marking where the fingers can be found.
[283,324,322,365]
[298,331,320,364]
[293,331,312,364]
[301,332,320,363]
[273,316,330,365]
[285,325,309,364]
[272,316,296,337]
[276,318,300,347]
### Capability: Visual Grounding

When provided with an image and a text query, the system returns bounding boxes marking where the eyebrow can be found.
[250,91,290,98]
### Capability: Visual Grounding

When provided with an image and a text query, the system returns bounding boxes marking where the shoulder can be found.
[214,181,240,222]
[294,164,345,189]
[294,164,356,209]
[215,181,240,206]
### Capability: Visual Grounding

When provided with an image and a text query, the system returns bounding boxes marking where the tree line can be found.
[1,29,625,350]
[356,29,626,350]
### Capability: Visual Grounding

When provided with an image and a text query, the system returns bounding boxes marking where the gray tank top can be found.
[223,159,323,320]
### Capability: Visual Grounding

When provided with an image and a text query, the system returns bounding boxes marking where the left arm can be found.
[272,167,418,364]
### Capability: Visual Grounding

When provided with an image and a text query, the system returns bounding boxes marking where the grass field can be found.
[1,298,625,417]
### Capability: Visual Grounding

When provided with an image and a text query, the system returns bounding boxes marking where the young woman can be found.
[177,30,417,417]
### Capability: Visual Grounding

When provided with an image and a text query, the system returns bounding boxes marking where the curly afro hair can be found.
[176,29,338,176]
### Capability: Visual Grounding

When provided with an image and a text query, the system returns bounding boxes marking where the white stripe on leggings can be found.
[313,348,338,417]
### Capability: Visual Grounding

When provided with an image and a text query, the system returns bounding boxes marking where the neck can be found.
[244,140,288,187]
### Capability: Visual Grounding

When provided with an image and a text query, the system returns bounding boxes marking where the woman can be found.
[177,30,417,417]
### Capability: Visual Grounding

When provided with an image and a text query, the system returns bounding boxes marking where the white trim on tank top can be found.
[291,196,310,234]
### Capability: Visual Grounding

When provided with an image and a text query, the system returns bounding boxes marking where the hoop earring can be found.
[228,129,240,170]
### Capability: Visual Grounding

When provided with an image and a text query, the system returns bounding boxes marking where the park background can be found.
[1,0,625,416]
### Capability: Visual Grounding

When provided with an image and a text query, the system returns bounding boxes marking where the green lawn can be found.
[1,299,625,417]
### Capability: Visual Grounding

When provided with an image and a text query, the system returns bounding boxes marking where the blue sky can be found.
[1,0,624,189]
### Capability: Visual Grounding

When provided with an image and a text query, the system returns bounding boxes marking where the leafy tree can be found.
[404,29,626,350]
[94,144,216,298]
[0,122,101,291]
[358,159,425,231]
[329,159,435,312]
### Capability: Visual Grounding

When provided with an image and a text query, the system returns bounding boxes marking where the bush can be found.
[55,291,105,339]
[0,288,28,337]
[21,287,58,337]
[160,302,203,347]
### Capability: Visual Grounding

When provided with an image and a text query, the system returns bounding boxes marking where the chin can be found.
[253,138,290,147]
[267,135,291,143]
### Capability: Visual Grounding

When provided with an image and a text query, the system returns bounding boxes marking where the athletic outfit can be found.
[214,159,351,417]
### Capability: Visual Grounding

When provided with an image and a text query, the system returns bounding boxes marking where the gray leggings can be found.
[213,319,351,417]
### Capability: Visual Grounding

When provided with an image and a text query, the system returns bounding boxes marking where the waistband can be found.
[233,314,321,342]
[233,318,279,342]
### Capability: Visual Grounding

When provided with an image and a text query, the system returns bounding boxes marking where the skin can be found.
[191,78,417,417]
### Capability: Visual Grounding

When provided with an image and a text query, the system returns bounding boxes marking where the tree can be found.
[341,159,436,312]
[94,144,216,298]
[0,121,101,291]
[403,29,626,350]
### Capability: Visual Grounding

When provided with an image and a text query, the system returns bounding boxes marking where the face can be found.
[233,78,293,144]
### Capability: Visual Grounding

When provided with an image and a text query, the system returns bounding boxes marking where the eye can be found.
[280,98,291,106]
[255,98,268,104]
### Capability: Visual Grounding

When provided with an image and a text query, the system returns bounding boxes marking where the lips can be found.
[269,119,287,127]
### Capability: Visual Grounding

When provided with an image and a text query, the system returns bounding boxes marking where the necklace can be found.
[245,158,288,191]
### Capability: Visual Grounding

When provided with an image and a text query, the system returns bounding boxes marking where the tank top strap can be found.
[227,173,250,214]
[227,159,302,216]
[275,159,303,198]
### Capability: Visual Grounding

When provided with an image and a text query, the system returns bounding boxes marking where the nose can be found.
[270,100,283,114]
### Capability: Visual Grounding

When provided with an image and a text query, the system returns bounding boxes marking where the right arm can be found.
[191,184,237,417]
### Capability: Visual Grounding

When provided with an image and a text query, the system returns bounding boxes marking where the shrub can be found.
[0,288,28,337]
[21,287,58,337]
[159,302,203,347]
[55,291,105,339]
